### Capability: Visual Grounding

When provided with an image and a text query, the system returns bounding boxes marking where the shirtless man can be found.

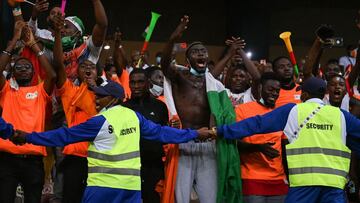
[161,15,242,203]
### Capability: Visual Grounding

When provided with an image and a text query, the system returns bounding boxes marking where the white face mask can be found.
[156,57,161,64]
[149,83,164,97]
[2,71,8,78]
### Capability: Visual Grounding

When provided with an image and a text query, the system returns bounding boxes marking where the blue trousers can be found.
[82,186,141,203]
[285,186,346,203]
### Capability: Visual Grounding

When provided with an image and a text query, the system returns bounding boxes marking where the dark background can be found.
[1,0,359,60]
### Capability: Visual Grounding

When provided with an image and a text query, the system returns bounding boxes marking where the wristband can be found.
[36,50,44,57]
[2,50,12,57]
[12,7,22,17]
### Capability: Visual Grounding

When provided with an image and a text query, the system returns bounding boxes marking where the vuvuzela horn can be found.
[136,12,161,68]
[279,31,299,77]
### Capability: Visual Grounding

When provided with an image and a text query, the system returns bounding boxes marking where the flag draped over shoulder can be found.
[205,72,243,203]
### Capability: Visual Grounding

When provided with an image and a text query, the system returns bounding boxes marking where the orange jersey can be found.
[275,84,301,107]
[236,101,286,181]
[59,79,97,157]
[0,81,51,155]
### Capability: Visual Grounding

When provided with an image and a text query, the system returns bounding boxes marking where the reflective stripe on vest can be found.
[288,167,348,178]
[286,147,351,159]
[286,103,350,189]
[88,166,140,176]
[88,150,140,162]
[87,106,141,191]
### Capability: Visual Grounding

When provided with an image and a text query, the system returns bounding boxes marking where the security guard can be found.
[10,84,214,203]
[216,77,360,203]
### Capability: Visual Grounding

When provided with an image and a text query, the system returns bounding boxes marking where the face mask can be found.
[2,71,8,78]
[259,97,265,105]
[156,57,161,64]
[149,83,164,97]
[42,34,84,52]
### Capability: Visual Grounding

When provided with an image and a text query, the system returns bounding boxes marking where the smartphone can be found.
[329,37,344,47]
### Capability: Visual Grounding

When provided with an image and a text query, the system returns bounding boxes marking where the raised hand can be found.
[21,25,36,47]
[32,0,49,20]
[170,15,189,42]
[225,37,246,56]
[10,130,28,145]
[13,21,25,41]
[315,24,335,43]
[258,142,280,159]
[52,13,65,33]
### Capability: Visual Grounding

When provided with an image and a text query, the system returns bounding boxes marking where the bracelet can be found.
[2,50,12,56]
[29,41,38,48]
[36,50,44,57]
[211,127,217,136]
[12,7,22,17]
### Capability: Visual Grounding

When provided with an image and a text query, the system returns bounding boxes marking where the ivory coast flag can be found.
[205,71,243,203]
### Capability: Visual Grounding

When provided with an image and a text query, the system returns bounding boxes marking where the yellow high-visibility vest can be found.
[286,103,350,189]
[87,106,141,190]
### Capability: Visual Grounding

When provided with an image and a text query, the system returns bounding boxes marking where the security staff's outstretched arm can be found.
[218,103,295,139]
[20,116,105,147]
[0,118,14,139]
[136,112,199,143]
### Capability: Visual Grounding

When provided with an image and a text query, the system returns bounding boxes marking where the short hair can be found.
[260,72,281,86]
[347,44,357,51]
[224,64,247,89]
[185,41,203,58]
[145,66,162,79]
[129,68,147,78]
[272,56,290,72]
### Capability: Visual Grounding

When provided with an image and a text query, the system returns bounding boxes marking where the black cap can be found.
[296,77,326,95]
[91,80,125,100]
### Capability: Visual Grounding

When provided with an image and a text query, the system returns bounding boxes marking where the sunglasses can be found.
[14,64,32,71]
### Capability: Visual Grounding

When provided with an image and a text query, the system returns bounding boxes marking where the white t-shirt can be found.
[226,88,255,107]
[28,18,54,41]
[339,56,356,73]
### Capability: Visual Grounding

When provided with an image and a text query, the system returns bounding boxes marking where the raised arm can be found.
[347,42,360,88]
[22,25,56,95]
[211,37,248,78]
[161,15,189,81]
[303,25,334,80]
[91,0,108,47]
[30,0,49,22]
[0,21,25,90]
[52,14,67,88]
[113,31,127,75]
